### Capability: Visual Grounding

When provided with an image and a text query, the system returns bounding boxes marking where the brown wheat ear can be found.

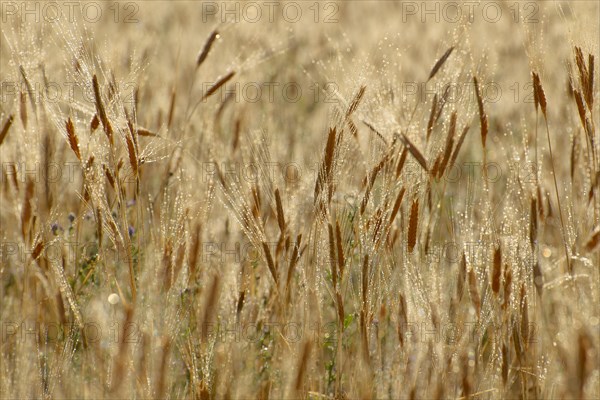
[66,118,82,161]
[92,74,114,145]
[125,133,138,177]
[0,114,14,147]
[399,132,428,172]
[262,242,278,285]
[275,188,286,234]
[437,111,457,179]
[491,246,501,295]
[427,46,454,82]
[584,228,600,252]
[468,268,481,318]
[196,30,219,68]
[285,234,302,303]
[314,127,337,205]
[407,197,419,253]
[203,71,236,100]
[473,76,488,148]
[346,85,366,118]
[294,340,312,393]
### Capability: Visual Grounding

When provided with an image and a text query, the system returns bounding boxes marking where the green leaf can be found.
[344,313,355,330]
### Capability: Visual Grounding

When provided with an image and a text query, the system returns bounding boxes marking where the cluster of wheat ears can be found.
[0,2,599,399]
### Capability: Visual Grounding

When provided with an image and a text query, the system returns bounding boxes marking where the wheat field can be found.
[0,1,599,399]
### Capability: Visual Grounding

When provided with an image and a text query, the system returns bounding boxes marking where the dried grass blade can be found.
[167,88,176,129]
[335,221,345,278]
[328,223,338,290]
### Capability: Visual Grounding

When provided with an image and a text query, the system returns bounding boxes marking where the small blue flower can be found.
[68,212,76,224]
[128,226,135,237]
[51,222,60,235]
